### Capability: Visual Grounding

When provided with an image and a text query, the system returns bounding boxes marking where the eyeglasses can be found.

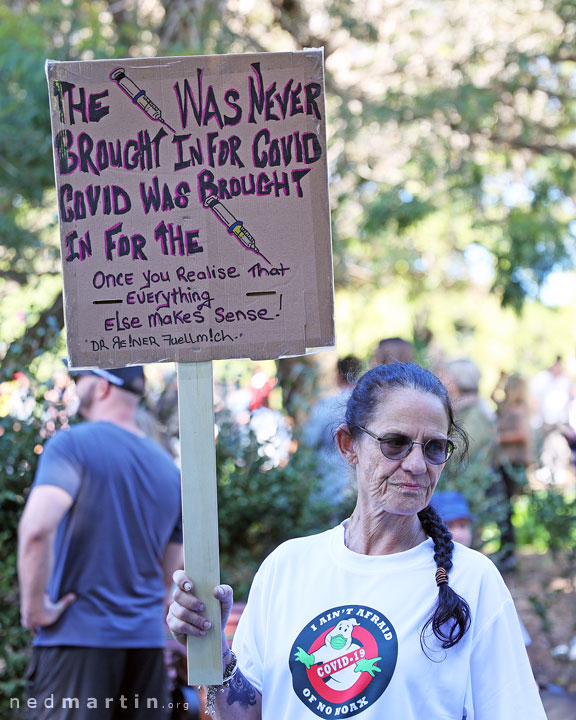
[355,427,454,465]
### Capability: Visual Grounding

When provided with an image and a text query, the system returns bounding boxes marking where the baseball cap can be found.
[67,364,145,395]
[431,491,473,523]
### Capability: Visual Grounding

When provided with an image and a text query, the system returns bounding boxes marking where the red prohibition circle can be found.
[306,626,380,704]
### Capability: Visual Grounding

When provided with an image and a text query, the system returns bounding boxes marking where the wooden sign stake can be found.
[177,361,222,685]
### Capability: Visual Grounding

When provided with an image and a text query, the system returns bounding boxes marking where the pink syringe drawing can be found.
[110,67,176,133]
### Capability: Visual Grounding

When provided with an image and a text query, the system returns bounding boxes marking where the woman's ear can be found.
[336,424,358,465]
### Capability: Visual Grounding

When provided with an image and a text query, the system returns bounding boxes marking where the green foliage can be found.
[0,401,45,709]
[363,190,435,235]
[276,356,321,430]
[515,488,576,647]
[514,490,576,554]
[490,196,573,312]
[0,6,56,207]
[215,411,351,598]
[326,0,576,312]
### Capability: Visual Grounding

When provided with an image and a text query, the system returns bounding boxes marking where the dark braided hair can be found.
[344,361,471,650]
[418,504,471,649]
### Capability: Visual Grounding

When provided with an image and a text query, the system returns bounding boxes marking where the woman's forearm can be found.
[211,667,262,720]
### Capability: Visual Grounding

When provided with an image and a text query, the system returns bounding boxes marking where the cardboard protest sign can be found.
[46,50,334,369]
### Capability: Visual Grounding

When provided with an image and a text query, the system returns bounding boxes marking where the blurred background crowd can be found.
[3,338,576,562]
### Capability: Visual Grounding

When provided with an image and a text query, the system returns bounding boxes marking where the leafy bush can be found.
[514,489,576,554]
[215,411,355,598]
[0,404,45,711]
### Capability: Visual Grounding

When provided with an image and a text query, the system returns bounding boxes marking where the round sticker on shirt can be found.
[289,604,398,717]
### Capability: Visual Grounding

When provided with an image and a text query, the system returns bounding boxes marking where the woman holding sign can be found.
[167,362,545,719]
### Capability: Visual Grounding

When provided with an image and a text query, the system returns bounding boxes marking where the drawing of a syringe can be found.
[204,196,271,265]
[110,67,176,133]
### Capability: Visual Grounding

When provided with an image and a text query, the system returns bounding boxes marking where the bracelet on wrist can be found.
[204,651,239,715]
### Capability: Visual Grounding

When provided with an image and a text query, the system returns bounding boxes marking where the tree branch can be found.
[484,132,576,158]
[0,270,31,285]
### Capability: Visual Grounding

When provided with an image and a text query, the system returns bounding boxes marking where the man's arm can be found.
[18,485,77,631]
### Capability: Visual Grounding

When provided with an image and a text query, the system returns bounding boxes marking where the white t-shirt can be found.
[233,524,545,720]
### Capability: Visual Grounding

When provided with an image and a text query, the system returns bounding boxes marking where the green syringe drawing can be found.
[203,196,271,265]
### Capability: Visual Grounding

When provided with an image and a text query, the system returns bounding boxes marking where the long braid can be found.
[418,504,471,649]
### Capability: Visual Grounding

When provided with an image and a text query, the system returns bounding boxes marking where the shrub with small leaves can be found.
[0,397,44,710]
[215,410,355,598]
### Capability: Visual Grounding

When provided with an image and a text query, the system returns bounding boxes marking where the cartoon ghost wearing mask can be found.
[295,618,381,691]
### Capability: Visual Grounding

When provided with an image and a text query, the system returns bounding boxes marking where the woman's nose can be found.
[400,442,428,472]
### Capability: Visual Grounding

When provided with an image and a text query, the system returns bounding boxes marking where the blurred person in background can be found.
[248,372,292,470]
[431,490,474,547]
[372,337,414,366]
[18,366,183,719]
[493,373,532,569]
[436,359,510,565]
[530,356,574,484]
[439,359,496,468]
[303,355,362,506]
